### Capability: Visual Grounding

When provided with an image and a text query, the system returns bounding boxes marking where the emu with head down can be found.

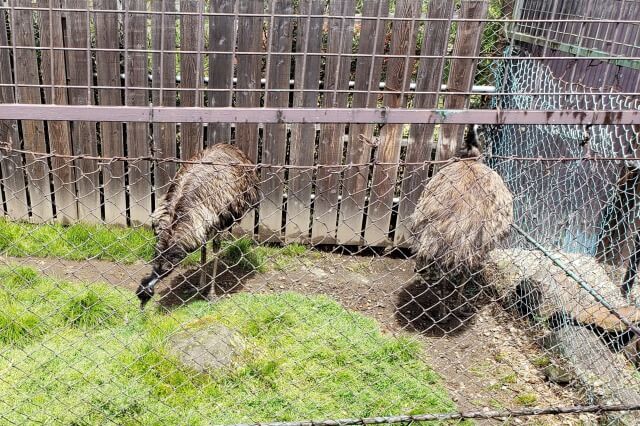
[136,143,260,308]
[410,126,514,275]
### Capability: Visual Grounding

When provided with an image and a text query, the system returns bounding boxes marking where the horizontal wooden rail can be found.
[0,105,639,124]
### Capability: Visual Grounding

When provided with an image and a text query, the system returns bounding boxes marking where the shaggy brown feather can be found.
[137,144,259,307]
[410,159,513,272]
[152,143,260,266]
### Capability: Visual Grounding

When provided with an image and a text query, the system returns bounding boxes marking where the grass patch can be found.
[220,237,265,272]
[514,393,538,407]
[0,267,459,424]
[255,242,310,271]
[0,218,154,264]
[0,219,313,274]
[61,288,125,328]
[217,238,311,272]
[493,351,507,363]
[532,356,551,368]
[500,373,517,385]
[0,303,42,345]
[487,371,518,391]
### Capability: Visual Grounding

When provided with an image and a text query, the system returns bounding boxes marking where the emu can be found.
[136,143,260,309]
[408,126,513,323]
[410,125,513,273]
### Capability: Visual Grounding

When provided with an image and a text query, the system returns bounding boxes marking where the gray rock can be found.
[543,364,573,385]
[167,323,245,373]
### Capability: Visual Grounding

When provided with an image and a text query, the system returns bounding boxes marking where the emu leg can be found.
[199,243,208,290]
[622,232,640,299]
[198,238,221,299]
[210,239,221,296]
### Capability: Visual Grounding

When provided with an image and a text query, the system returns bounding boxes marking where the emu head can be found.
[136,274,158,309]
[459,124,489,159]
[136,245,183,309]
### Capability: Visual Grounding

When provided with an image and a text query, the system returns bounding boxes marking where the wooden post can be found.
[95,0,127,225]
[364,0,421,247]
[180,0,205,159]
[63,0,101,224]
[125,0,152,225]
[207,0,236,145]
[234,0,263,238]
[336,0,390,246]
[259,0,294,243]
[151,0,177,200]
[436,0,489,162]
[394,0,457,247]
[37,0,77,223]
[0,6,30,221]
[311,0,356,245]
[284,0,324,244]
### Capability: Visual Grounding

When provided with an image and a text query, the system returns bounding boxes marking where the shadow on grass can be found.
[156,262,257,310]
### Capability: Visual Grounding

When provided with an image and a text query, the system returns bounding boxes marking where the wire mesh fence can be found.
[2,0,640,424]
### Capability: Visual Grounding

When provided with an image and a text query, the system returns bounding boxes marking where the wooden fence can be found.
[513,0,640,90]
[0,0,491,248]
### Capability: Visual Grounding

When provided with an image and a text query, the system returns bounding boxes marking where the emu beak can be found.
[137,276,159,310]
[137,288,152,311]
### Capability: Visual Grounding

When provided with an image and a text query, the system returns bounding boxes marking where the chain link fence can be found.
[1,0,640,424]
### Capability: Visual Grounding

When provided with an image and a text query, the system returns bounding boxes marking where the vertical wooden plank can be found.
[284,0,324,243]
[37,0,77,223]
[95,0,127,225]
[394,0,456,247]
[620,3,640,58]
[566,1,594,84]
[568,0,587,48]
[235,0,263,236]
[559,0,577,46]
[533,0,547,38]
[180,0,205,159]
[258,0,294,242]
[310,0,356,245]
[63,0,101,223]
[363,0,421,247]
[539,0,562,60]
[0,7,30,220]
[336,0,389,245]
[151,0,177,199]
[612,3,635,57]
[436,0,489,161]
[581,0,607,51]
[125,0,152,225]
[208,0,235,145]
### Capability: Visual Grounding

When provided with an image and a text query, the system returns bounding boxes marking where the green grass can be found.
[220,237,266,272]
[60,288,126,328]
[532,356,551,368]
[514,393,538,407]
[0,218,155,264]
[253,242,310,271]
[0,266,459,424]
[0,218,312,273]
[0,303,42,345]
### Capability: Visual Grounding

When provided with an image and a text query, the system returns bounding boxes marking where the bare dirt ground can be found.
[2,253,595,425]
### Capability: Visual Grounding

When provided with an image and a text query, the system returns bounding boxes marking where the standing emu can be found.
[410,125,513,272]
[408,126,513,324]
[136,143,260,308]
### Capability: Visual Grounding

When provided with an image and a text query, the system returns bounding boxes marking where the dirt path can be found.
[1,253,591,425]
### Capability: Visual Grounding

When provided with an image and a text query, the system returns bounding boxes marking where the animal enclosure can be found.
[2,0,640,424]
